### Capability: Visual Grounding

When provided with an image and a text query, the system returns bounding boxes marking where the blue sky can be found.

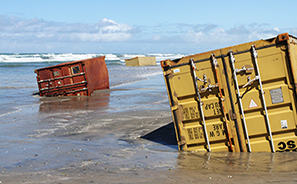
[0,0,297,53]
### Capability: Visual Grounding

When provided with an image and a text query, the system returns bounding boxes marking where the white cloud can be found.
[0,15,297,53]
[152,35,161,41]
[273,27,280,32]
[145,23,293,50]
[0,15,135,43]
[72,32,132,42]
[102,18,116,24]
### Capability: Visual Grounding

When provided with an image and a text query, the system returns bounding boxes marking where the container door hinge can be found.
[229,112,237,120]
[178,140,187,146]
[171,105,179,111]
[163,70,173,76]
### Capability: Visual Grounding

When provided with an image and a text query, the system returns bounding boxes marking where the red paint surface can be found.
[34,56,109,96]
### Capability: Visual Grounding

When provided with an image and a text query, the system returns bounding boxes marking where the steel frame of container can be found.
[161,33,297,152]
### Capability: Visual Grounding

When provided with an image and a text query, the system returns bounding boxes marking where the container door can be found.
[220,45,297,152]
[162,36,297,152]
[67,63,88,96]
[37,69,52,91]
[164,58,234,152]
[52,68,63,89]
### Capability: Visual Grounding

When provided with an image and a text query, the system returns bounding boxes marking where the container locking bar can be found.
[234,65,254,74]
[229,50,252,152]
[211,54,234,152]
[242,76,260,88]
[196,74,208,83]
[251,45,275,153]
[234,65,257,89]
[190,58,211,152]
[196,74,218,93]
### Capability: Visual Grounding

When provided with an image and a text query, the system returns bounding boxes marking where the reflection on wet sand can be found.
[38,89,110,113]
[177,150,297,173]
[142,122,297,174]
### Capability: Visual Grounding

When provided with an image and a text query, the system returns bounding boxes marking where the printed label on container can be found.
[249,98,258,108]
[281,120,288,129]
[270,87,284,104]
[173,68,180,73]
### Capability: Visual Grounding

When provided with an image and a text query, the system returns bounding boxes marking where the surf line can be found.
[0,108,22,118]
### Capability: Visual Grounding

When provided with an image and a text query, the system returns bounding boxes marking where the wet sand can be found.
[1,74,297,183]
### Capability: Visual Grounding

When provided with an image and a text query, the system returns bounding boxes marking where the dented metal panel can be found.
[35,56,109,97]
[161,33,297,152]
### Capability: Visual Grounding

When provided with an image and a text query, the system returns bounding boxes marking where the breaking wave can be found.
[0,53,189,65]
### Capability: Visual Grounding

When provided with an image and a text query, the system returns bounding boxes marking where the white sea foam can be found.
[0,53,188,63]
[147,53,188,62]
[0,53,98,63]
[0,108,22,118]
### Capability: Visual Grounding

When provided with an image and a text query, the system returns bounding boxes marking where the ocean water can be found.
[0,53,183,171]
[0,53,187,117]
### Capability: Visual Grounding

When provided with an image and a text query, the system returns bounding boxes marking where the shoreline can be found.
[1,73,178,183]
[2,74,297,183]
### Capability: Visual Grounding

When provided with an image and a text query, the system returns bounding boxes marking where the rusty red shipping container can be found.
[34,56,109,97]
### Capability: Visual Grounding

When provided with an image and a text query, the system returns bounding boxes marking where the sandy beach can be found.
[2,73,297,184]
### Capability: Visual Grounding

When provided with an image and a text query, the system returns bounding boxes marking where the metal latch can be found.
[235,65,254,74]
[200,83,218,93]
[196,74,218,92]
[242,76,259,88]
[196,74,208,83]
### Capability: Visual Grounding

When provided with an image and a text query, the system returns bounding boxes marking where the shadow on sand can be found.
[141,122,177,146]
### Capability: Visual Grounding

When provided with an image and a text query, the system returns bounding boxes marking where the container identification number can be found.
[183,106,199,120]
[209,123,225,138]
[204,102,221,115]
[276,140,297,152]
[187,127,204,140]
[187,123,225,141]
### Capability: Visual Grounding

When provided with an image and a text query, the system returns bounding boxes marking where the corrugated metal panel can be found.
[161,33,297,152]
[35,56,109,97]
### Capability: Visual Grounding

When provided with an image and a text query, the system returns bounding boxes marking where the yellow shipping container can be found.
[125,56,156,66]
[161,33,297,152]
